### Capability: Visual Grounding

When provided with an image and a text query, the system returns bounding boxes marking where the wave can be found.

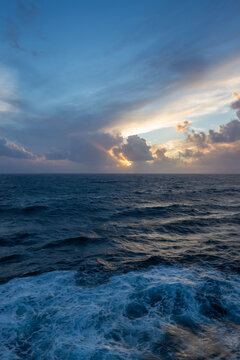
[113,204,209,219]
[42,235,99,249]
[0,254,22,264]
[0,205,48,215]
[0,232,34,247]
[156,213,240,234]
[0,265,239,359]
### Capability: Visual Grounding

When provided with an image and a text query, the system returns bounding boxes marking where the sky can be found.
[0,0,240,173]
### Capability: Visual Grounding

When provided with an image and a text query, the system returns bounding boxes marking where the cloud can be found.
[113,135,153,162]
[184,119,240,148]
[7,0,238,140]
[171,101,240,172]
[176,120,191,133]
[111,70,240,137]
[187,130,209,149]
[45,134,154,171]
[1,92,240,174]
[231,95,240,120]
[175,103,240,152]
[208,120,240,144]
[0,137,36,159]
[192,143,240,173]
[231,99,240,110]
[178,148,204,159]
[1,1,240,173]
[3,101,240,173]
[45,132,124,171]
[154,147,168,160]
[0,66,24,116]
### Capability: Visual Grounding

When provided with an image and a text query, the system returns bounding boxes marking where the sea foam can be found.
[0,265,240,359]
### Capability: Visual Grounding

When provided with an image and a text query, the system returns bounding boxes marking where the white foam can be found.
[0,266,240,359]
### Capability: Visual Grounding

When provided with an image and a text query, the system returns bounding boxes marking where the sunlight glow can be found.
[108,148,132,167]
[104,61,240,138]
[91,141,132,167]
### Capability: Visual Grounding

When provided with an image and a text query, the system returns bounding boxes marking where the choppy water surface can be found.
[0,174,240,359]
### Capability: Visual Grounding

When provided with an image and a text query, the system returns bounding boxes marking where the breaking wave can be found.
[0,265,239,360]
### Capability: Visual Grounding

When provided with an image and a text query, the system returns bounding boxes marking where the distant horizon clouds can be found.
[0,0,240,173]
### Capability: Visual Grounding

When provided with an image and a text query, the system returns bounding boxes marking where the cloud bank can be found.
[1,96,240,173]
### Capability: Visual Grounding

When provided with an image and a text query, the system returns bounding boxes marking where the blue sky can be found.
[0,0,240,173]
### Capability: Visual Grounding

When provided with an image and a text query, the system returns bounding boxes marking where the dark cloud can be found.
[174,105,240,173]
[153,147,179,169]
[231,99,240,110]
[46,134,153,168]
[187,130,208,149]
[0,137,35,159]
[208,120,240,144]
[193,143,240,173]
[113,135,153,162]
[175,113,240,151]
[178,148,203,159]
[154,147,168,160]
[45,132,123,171]
[129,146,180,174]
[231,97,240,120]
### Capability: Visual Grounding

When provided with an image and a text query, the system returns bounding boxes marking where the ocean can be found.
[0,174,239,359]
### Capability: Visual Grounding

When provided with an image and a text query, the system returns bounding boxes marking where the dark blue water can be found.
[0,174,240,359]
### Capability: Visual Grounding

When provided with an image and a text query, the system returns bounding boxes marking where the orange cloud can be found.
[176,120,191,132]
[108,148,132,167]
[91,141,132,167]
[233,91,240,100]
